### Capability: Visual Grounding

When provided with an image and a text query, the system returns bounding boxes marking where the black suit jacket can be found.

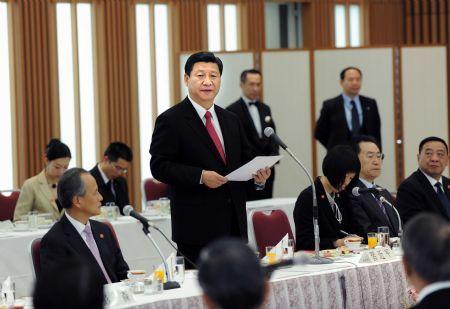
[350,180,399,238]
[294,177,354,250]
[90,165,129,215]
[397,169,450,224]
[150,97,253,246]
[40,214,129,284]
[315,94,381,150]
[226,98,279,200]
[412,288,450,309]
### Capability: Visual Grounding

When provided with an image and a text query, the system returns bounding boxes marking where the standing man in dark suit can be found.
[402,213,450,308]
[315,67,381,150]
[397,137,450,224]
[227,69,279,200]
[150,52,270,268]
[40,168,129,284]
[90,142,133,214]
[350,135,399,238]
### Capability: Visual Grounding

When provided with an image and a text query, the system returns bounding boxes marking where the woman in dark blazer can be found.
[294,145,362,250]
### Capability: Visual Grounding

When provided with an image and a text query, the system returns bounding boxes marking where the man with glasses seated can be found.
[397,136,450,224]
[350,135,400,238]
[90,142,133,214]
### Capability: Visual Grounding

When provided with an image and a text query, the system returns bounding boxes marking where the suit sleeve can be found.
[314,102,330,148]
[40,233,69,275]
[13,180,34,221]
[396,181,423,224]
[109,231,129,280]
[294,190,337,250]
[150,113,204,186]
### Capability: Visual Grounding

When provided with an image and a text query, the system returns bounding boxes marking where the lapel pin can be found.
[321,195,325,199]
[264,116,271,123]
[447,185,450,190]
[100,234,104,239]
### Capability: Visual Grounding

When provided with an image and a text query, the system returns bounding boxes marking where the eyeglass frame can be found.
[109,161,128,174]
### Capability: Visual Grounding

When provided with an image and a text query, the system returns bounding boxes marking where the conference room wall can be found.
[261,50,312,198]
[314,48,397,191]
[401,46,449,177]
[179,52,255,107]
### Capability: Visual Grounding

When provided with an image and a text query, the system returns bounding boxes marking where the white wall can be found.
[262,50,312,197]
[401,46,449,177]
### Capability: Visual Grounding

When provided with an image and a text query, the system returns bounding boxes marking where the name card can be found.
[104,284,135,308]
[359,247,395,263]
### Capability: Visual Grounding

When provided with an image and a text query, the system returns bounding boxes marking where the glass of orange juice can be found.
[266,246,277,264]
[153,267,166,283]
[367,232,378,249]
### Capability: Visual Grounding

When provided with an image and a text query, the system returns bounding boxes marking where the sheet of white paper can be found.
[226,155,282,181]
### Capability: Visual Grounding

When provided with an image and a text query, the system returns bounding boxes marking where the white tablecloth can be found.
[246,198,297,249]
[0,216,174,297]
[109,255,413,309]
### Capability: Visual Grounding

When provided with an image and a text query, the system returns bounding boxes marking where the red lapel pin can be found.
[447,185,450,190]
[100,234,104,239]
[320,195,325,199]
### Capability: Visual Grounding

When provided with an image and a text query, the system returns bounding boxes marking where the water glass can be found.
[159,198,171,215]
[173,256,185,283]
[28,211,38,230]
[377,226,390,247]
[283,239,294,259]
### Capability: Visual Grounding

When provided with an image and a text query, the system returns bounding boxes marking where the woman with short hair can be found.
[14,139,71,221]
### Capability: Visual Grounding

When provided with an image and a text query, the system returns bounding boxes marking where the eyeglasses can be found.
[364,152,385,160]
[110,161,128,174]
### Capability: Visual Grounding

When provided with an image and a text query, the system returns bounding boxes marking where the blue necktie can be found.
[435,182,450,218]
[350,100,360,135]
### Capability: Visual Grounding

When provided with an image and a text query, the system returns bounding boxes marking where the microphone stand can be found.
[140,224,180,290]
[379,196,403,239]
[283,147,332,264]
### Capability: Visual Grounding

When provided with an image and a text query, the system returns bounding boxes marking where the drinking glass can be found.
[367,232,378,249]
[377,226,390,247]
[266,246,277,264]
[173,256,185,283]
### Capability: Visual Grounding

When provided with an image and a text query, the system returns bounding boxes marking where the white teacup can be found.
[344,239,362,251]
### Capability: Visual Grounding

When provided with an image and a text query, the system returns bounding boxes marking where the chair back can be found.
[0,190,20,221]
[30,237,42,278]
[251,209,295,258]
[142,178,168,202]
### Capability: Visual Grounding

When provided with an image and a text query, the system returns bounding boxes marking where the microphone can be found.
[264,127,287,150]
[263,253,316,278]
[351,186,383,197]
[123,205,155,230]
[263,128,330,264]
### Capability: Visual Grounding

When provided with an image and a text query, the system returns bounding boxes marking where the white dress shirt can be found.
[65,212,91,246]
[420,169,443,193]
[416,281,450,304]
[342,93,363,131]
[188,95,225,150]
[242,96,263,138]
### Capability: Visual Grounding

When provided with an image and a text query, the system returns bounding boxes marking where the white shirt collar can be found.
[420,169,443,189]
[97,164,110,185]
[65,212,90,236]
[359,177,375,188]
[188,94,217,121]
[242,95,256,105]
[417,281,450,303]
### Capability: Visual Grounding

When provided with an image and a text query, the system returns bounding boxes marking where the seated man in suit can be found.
[315,67,381,150]
[227,69,279,200]
[90,142,133,214]
[350,135,400,238]
[40,167,129,284]
[397,136,450,224]
[402,213,450,308]
[198,238,269,309]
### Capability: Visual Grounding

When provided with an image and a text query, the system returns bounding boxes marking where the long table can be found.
[0,216,174,298]
[108,255,413,309]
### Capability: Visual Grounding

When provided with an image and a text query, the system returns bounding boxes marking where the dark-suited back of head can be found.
[402,213,450,283]
[198,238,266,309]
[33,257,104,309]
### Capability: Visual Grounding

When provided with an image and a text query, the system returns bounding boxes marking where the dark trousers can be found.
[176,202,243,270]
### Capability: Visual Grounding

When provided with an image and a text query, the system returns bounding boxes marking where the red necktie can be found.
[205,111,226,163]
